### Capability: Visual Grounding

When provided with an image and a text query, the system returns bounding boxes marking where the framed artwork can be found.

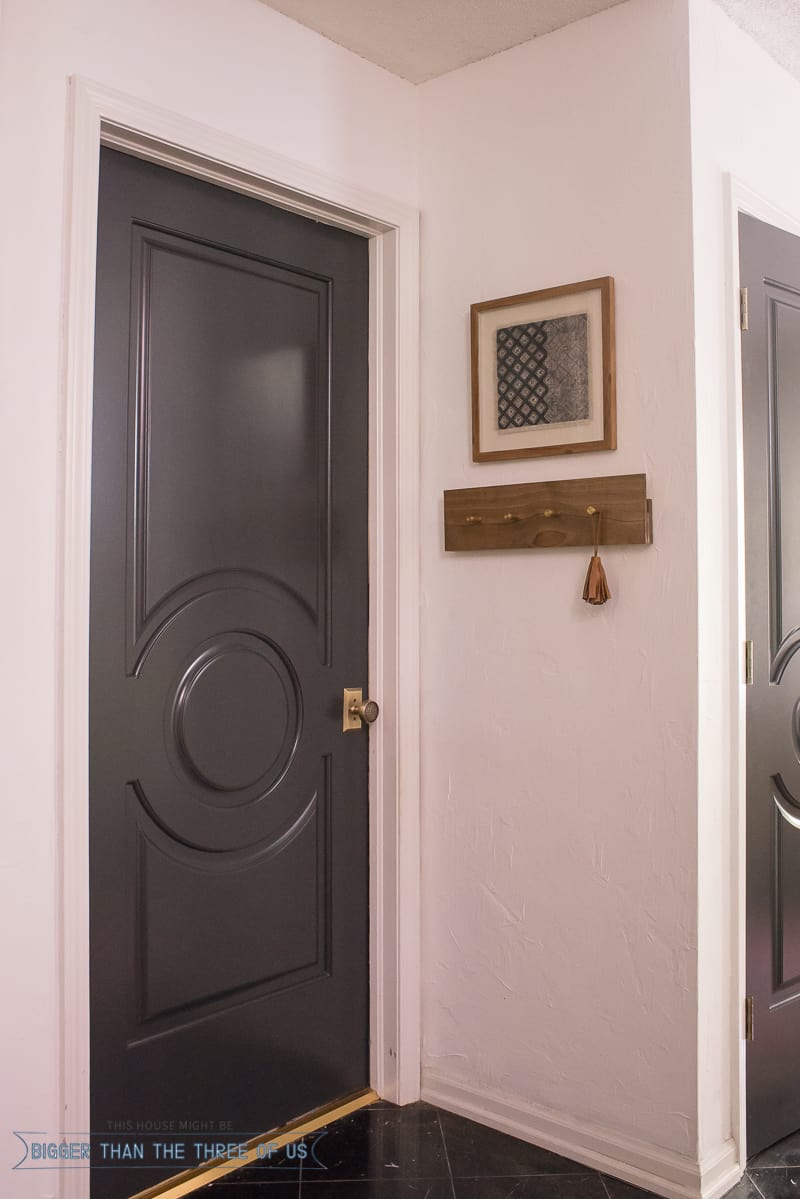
[471,276,616,462]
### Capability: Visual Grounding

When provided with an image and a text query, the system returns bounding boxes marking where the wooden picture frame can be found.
[471,276,616,461]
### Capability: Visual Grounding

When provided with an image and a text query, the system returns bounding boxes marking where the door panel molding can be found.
[127,222,334,660]
[59,76,420,1199]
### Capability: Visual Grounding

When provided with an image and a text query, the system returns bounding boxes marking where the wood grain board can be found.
[443,473,652,551]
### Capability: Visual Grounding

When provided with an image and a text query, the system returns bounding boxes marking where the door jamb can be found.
[58,76,421,1199]
[723,175,800,1169]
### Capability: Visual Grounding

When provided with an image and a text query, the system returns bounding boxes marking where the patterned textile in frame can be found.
[496,313,590,429]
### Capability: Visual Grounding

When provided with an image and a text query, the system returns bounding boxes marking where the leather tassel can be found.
[583,509,611,605]
[583,554,611,605]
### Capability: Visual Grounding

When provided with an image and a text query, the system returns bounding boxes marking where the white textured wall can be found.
[418,0,699,1158]
[0,4,417,1196]
[689,0,800,1164]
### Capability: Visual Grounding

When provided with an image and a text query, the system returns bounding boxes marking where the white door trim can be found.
[58,75,421,1199]
[723,174,800,1167]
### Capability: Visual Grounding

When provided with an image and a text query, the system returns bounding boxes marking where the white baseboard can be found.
[422,1071,741,1199]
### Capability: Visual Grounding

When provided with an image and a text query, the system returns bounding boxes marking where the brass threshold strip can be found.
[127,1088,379,1199]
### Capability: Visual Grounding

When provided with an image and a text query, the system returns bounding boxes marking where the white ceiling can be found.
[257,0,630,84]
[257,0,800,85]
[714,0,800,84]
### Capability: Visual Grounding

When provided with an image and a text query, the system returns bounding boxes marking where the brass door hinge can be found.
[745,995,754,1041]
[745,640,754,685]
[740,287,749,332]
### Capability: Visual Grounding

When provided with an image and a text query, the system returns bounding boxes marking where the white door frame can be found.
[58,75,421,1199]
[723,175,800,1166]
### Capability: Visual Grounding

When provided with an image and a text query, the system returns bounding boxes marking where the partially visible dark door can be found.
[90,147,370,1198]
[742,212,800,1154]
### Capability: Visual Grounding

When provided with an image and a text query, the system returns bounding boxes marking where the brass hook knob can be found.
[465,514,482,525]
[503,513,519,523]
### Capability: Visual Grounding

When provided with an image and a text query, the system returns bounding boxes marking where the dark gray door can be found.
[742,212,800,1154]
[90,147,370,1198]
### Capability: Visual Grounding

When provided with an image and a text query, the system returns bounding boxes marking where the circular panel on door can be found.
[132,588,318,852]
[173,633,299,795]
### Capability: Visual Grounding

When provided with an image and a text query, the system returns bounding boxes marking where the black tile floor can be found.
[201,1101,800,1199]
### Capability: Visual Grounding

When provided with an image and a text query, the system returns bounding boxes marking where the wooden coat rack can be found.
[443,473,652,552]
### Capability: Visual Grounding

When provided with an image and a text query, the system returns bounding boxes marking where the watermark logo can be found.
[12,1130,327,1171]
[13,1135,90,1168]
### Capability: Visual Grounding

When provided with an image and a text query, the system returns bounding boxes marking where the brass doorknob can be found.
[342,688,380,732]
[352,697,380,723]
